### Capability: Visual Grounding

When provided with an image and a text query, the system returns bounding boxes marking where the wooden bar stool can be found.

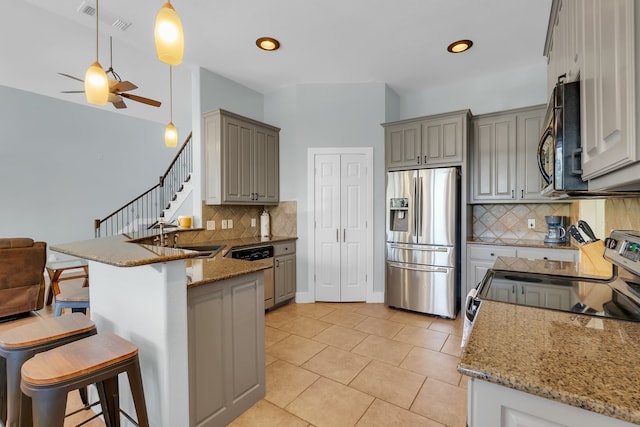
[45,259,89,306]
[0,313,97,427]
[54,287,90,317]
[21,332,149,427]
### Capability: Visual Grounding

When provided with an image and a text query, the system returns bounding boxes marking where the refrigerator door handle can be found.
[417,177,422,238]
[412,177,418,239]
[389,243,448,252]
[388,262,448,273]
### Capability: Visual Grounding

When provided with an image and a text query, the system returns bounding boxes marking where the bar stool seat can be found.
[21,332,149,427]
[54,287,90,317]
[0,313,97,427]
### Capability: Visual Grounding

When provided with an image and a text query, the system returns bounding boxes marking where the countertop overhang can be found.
[51,231,297,288]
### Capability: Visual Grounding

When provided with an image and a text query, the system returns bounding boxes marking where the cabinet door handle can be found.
[275,259,280,268]
[424,155,427,164]
[521,189,524,198]
[336,228,339,242]
[343,229,346,242]
[417,157,421,164]
[521,285,524,295]
[511,189,515,199]
[512,284,515,294]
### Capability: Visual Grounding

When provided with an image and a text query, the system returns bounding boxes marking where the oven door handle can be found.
[537,124,553,185]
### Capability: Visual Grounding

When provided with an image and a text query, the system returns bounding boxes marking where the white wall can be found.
[0,85,174,250]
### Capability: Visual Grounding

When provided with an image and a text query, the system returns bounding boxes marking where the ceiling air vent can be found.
[76,1,132,32]
[77,2,96,16]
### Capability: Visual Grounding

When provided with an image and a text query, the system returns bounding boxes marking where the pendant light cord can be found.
[95,0,99,61]
[169,65,173,122]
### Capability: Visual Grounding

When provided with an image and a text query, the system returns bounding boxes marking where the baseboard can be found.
[295,291,315,304]
[367,291,385,304]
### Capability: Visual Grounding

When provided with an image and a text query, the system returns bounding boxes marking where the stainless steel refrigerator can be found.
[385,167,460,318]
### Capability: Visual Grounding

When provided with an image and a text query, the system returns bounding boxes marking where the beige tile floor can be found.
[2,297,467,427]
[230,302,467,427]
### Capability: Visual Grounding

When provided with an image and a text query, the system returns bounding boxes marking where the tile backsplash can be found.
[472,203,573,240]
[200,200,297,239]
[604,197,640,234]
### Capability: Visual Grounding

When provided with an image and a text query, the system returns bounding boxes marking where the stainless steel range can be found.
[468,230,640,324]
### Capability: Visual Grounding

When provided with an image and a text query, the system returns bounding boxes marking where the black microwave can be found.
[537,78,587,197]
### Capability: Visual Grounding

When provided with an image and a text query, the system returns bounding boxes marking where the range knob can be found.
[605,238,617,249]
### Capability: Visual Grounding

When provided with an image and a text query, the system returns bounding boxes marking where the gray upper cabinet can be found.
[384,110,469,170]
[470,105,547,203]
[205,109,280,205]
[385,122,421,168]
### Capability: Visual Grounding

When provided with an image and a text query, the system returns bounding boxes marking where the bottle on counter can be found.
[260,208,271,239]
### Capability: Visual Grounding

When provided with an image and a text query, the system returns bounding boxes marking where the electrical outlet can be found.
[528,219,536,229]
[221,220,227,229]
[228,219,233,229]
[251,218,256,227]
[206,220,215,230]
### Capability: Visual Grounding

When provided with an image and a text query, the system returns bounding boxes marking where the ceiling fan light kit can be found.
[154,1,184,65]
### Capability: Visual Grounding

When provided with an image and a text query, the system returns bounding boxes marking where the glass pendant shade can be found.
[84,61,109,105]
[155,2,184,65]
[165,122,178,147]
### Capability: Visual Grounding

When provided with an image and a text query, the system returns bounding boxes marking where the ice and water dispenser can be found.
[389,198,409,232]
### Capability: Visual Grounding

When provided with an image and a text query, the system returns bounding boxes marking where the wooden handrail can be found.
[94,132,193,237]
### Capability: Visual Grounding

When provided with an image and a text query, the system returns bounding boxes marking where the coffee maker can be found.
[544,215,569,244]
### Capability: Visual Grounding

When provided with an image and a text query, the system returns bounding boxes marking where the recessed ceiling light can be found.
[447,39,473,54]
[256,37,280,51]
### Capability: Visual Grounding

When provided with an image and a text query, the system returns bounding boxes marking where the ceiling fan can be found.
[59,38,162,109]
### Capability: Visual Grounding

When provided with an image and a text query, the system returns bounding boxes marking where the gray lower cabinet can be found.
[274,241,296,304]
[465,244,578,300]
[187,271,265,427]
[204,109,279,205]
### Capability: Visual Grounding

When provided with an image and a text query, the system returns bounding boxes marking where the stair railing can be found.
[94,132,193,237]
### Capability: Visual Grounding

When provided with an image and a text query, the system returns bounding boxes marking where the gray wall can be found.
[0,85,174,251]
[265,83,388,296]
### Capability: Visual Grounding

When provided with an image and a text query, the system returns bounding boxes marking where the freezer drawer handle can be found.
[388,262,448,273]
[390,244,448,252]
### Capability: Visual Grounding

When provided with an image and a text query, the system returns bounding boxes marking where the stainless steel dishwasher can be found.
[226,245,275,309]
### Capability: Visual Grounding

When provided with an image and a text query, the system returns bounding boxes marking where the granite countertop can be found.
[458,300,640,424]
[492,256,613,280]
[51,232,297,287]
[468,236,578,249]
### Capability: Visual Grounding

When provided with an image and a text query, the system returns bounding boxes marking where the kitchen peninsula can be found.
[51,231,281,427]
[459,255,640,426]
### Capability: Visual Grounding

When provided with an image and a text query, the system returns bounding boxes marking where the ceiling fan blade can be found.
[59,73,84,83]
[108,93,127,109]
[120,93,161,107]
[112,80,138,92]
[61,90,85,93]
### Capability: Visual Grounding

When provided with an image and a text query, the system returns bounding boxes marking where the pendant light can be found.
[84,0,109,105]
[165,65,178,147]
[154,1,184,65]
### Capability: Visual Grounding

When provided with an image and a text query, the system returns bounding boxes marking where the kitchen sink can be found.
[176,244,225,259]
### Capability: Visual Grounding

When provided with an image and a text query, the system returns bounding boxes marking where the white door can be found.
[314,153,368,302]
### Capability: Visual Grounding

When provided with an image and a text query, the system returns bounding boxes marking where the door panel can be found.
[314,153,368,302]
[341,154,367,301]
[314,155,342,302]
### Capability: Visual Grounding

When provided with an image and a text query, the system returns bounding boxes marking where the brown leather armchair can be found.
[0,238,46,318]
